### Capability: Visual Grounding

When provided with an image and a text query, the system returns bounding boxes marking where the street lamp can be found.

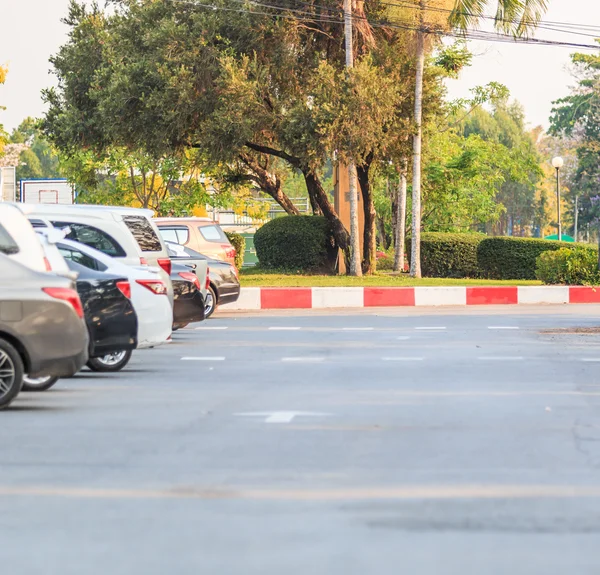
[552,156,564,241]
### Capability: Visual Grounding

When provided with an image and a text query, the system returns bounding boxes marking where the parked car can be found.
[164,241,209,295]
[16,204,174,303]
[155,217,236,266]
[56,238,172,349]
[0,253,89,401]
[166,242,240,318]
[171,263,206,330]
[68,260,138,373]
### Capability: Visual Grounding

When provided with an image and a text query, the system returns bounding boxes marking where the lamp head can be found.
[552,156,564,169]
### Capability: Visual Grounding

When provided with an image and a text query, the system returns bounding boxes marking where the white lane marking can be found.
[181,357,226,361]
[488,326,520,330]
[269,327,302,331]
[415,327,446,331]
[342,327,374,331]
[581,358,600,362]
[396,336,411,340]
[195,326,229,330]
[478,356,524,361]
[281,357,325,363]
[382,357,424,362]
[235,411,332,423]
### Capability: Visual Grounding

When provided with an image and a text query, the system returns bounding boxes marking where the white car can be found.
[56,238,172,349]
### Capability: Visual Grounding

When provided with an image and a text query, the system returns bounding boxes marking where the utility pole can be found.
[574,195,579,242]
[343,0,362,276]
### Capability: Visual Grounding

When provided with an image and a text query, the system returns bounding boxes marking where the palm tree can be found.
[409,0,550,278]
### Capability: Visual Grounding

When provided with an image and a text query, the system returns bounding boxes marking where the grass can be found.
[240,268,541,287]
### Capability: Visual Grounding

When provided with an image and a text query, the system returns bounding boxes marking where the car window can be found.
[58,244,108,272]
[124,216,163,252]
[199,225,226,243]
[0,223,19,255]
[159,226,190,245]
[52,221,126,258]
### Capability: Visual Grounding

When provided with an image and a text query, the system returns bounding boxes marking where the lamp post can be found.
[552,156,564,241]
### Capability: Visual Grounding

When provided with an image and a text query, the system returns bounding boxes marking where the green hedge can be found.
[254,216,336,272]
[536,247,600,285]
[477,237,569,280]
[408,233,484,278]
[225,231,246,269]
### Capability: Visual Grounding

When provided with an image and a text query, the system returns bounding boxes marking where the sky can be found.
[0,0,599,134]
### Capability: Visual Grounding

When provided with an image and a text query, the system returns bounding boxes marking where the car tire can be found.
[205,285,217,319]
[87,350,133,373]
[22,375,60,392]
[0,338,24,410]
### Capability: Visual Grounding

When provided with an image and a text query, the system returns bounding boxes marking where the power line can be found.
[167,0,600,50]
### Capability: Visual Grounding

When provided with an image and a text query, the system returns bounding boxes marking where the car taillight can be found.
[140,257,148,266]
[116,281,131,299]
[178,271,201,291]
[136,279,168,295]
[206,266,211,290]
[222,245,236,260]
[44,257,52,271]
[157,258,172,275]
[43,287,84,319]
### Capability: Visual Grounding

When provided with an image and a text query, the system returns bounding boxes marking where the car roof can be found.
[14,203,155,220]
[154,217,214,223]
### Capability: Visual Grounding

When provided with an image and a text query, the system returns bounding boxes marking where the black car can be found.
[67,260,138,372]
[166,243,240,318]
[171,262,205,330]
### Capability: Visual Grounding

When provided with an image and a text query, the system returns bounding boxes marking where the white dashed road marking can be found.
[181,357,226,361]
[342,327,374,331]
[415,327,446,331]
[269,327,302,331]
[195,326,229,330]
[478,356,524,361]
[382,357,425,362]
[281,357,326,363]
[488,326,520,330]
[235,411,332,423]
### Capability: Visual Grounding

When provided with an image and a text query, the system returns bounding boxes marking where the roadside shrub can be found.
[376,249,395,271]
[225,231,246,269]
[254,216,336,272]
[537,248,600,285]
[478,237,597,280]
[408,233,484,278]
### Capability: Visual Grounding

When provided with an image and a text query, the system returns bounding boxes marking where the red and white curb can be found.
[221,286,600,311]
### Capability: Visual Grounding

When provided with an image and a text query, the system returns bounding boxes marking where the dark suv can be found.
[0,249,89,409]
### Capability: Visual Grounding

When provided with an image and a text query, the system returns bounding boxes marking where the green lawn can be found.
[240,269,541,287]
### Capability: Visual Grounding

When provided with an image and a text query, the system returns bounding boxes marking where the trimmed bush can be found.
[254,216,336,272]
[408,233,484,278]
[537,248,600,285]
[477,237,595,280]
[225,231,246,269]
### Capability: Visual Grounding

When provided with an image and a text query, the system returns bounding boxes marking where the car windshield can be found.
[124,216,163,252]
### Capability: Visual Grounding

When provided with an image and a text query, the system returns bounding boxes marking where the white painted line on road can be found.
[382,357,424,362]
[415,327,446,331]
[281,357,325,363]
[195,326,229,330]
[396,336,411,340]
[342,327,374,331]
[488,326,520,330]
[181,357,226,361]
[235,411,332,423]
[581,358,600,362]
[269,327,302,331]
[478,356,524,361]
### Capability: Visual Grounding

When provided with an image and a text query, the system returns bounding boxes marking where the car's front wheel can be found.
[87,350,133,373]
[0,338,24,409]
[22,375,59,392]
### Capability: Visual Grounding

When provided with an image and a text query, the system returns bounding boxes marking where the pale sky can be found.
[1,0,599,133]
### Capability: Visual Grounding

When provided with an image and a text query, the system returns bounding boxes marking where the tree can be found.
[0,66,8,157]
[407,0,550,277]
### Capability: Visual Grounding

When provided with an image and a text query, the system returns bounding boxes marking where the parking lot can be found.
[3,305,600,574]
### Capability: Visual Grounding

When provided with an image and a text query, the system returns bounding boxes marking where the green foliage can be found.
[225,232,246,269]
[408,232,484,278]
[536,248,600,285]
[254,216,336,272]
[477,237,571,280]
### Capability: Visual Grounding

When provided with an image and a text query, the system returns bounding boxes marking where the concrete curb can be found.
[221,286,600,311]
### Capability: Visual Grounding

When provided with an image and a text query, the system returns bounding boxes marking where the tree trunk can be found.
[394,162,408,272]
[239,154,300,215]
[357,160,376,274]
[309,192,323,216]
[410,7,425,279]
[303,169,350,261]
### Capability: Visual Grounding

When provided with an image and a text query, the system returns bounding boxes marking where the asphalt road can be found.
[3,305,600,574]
